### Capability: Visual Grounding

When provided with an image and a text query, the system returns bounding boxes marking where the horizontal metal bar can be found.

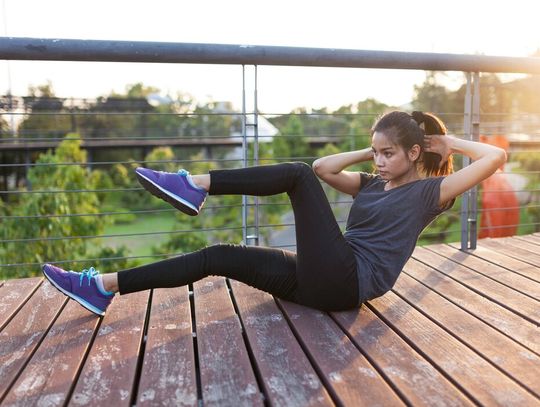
[2,37,540,73]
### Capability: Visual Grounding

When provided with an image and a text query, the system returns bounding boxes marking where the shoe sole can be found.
[136,171,200,216]
[42,267,107,316]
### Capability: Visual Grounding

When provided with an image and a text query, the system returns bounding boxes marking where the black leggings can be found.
[118,162,359,311]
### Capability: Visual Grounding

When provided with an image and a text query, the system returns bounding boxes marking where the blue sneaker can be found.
[135,167,207,216]
[42,264,114,316]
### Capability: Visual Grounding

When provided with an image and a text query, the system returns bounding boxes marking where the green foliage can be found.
[272,115,310,160]
[0,135,106,278]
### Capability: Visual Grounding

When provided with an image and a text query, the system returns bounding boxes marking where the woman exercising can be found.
[42,111,506,316]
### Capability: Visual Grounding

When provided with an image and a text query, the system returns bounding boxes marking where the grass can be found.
[102,211,178,257]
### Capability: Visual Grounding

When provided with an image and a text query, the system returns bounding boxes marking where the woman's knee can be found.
[285,161,316,181]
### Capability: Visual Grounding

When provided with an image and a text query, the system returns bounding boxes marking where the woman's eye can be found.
[385,153,392,158]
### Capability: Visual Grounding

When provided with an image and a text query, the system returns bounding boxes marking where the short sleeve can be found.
[359,172,377,191]
[421,177,451,216]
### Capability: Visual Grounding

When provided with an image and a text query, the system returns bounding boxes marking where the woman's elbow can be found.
[495,147,507,168]
[312,158,324,175]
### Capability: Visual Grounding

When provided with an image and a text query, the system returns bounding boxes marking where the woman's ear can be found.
[408,144,421,161]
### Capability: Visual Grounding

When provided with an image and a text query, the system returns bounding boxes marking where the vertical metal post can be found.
[460,72,480,251]
[252,65,260,245]
[460,73,472,250]
[469,72,481,249]
[241,65,248,244]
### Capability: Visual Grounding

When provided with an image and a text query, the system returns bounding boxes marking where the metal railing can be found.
[1,37,540,277]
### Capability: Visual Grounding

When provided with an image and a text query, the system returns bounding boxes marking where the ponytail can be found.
[412,111,454,177]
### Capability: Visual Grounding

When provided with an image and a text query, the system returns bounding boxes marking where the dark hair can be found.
[371,110,453,177]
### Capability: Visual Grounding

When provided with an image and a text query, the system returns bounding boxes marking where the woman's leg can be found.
[117,244,299,302]
[123,162,358,310]
[207,162,359,310]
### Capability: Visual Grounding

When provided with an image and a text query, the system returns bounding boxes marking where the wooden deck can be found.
[1,234,539,406]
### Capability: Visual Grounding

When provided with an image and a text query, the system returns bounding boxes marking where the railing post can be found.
[241,65,248,245]
[460,72,480,250]
[469,72,480,249]
[241,65,260,246]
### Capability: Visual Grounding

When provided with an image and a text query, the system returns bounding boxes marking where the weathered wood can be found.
[393,272,540,396]
[514,234,540,246]
[230,280,334,407]
[479,238,540,267]
[2,300,100,406]
[69,290,149,406]
[0,281,66,400]
[412,247,540,324]
[333,306,473,406]
[404,258,539,354]
[137,287,197,406]
[279,300,406,406]
[370,292,540,406]
[448,243,540,283]
[0,277,43,331]
[426,244,540,300]
[499,236,540,254]
[194,277,263,407]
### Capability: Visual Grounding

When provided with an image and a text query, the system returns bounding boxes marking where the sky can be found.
[1,0,539,113]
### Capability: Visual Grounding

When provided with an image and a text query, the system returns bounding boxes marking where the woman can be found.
[42,111,506,316]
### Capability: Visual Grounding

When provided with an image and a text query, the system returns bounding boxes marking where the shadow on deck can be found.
[1,234,539,406]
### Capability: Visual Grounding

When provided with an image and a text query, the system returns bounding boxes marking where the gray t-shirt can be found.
[343,173,451,304]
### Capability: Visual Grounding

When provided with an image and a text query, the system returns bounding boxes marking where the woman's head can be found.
[371,110,453,178]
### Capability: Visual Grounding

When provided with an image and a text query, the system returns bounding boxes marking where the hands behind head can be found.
[423,134,451,168]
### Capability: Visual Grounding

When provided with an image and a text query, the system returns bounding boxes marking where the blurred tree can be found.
[0,135,106,278]
[18,82,72,139]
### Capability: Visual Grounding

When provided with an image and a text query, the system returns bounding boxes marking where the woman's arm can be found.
[424,135,507,206]
[312,148,374,196]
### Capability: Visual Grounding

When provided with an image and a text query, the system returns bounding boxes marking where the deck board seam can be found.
[410,253,539,324]
[328,310,413,407]
[364,301,483,406]
[401,268,539,356]
[0,278,45,332]
[423,246,540,302]
[188,283,204,405]
[274,298,343,407]
[0,296,69,404]
[446,244,540,284]
[389,286,540,398]
[129,288,153,406]
[63,309,105,406]
[225,278,268,406]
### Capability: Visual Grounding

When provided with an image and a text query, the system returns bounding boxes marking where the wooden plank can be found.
[137,287,197,406]
[69,290,149,406]
[393,272,540,396]
[369,292,540,406]
[479,238,540,267]
[2,300,100,406]
[404,258,539,354]
[279,300,407,406]
[426,244,540,300]
[0,277,43,331]
[0,281,66,400]
[331,307,473,406]
[230,280,334,407]
[514,234,540,246]
[500,236,540,254]
[194,277,263,407]
[412,247,540,324]
[448,243,540,283]
[278,300,406,406]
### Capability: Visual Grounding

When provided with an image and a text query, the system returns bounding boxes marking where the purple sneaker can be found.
[42,264,114,316]
[135,167,207,216]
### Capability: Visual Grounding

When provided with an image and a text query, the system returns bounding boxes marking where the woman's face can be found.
[371,131,418,181]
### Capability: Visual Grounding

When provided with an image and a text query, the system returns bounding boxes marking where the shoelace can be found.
[79,267,99,287]
[178,169,189,177]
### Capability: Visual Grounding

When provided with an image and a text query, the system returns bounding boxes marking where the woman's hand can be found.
[423,134,452,168]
